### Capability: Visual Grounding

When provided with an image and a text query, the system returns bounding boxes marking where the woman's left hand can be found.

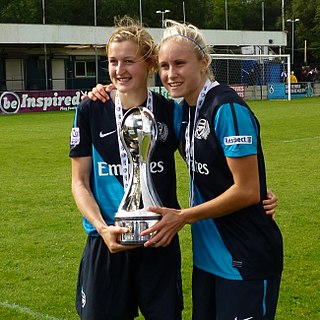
[263,189,278,220]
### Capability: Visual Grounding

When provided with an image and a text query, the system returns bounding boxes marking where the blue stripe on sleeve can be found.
[214,103,258,157]
[73,107,78,127]
[173,100,183,141]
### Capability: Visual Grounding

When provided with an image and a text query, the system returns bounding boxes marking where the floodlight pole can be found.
[262,1,265,31]
[182,2,186,23]
[286,18,300,65]
[225,0,228,30]
[139,0,143,25]
[42,0,48,90]
[94,0,98,83]
[156,10,170,28]
[281,0,285,31]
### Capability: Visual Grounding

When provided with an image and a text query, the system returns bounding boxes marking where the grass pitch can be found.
[0,97,319,319]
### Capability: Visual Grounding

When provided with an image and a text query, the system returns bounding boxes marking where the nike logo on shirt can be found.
[99,130,116,138]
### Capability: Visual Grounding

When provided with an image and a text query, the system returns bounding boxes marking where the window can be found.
[75,61,96,77]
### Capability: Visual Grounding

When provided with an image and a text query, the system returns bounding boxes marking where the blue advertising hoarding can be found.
[268,83,314,99]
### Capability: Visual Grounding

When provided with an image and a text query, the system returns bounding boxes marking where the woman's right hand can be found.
[81,83,115,102]
[99,224,141,253]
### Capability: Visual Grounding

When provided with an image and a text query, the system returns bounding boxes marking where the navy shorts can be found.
[192,266,281,320]
[75,235,183,320]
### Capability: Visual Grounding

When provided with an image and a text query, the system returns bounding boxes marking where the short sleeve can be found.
[214,103,258,157]
[69,100,92,157]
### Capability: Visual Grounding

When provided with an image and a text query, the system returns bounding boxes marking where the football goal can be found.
[210,54,291,100]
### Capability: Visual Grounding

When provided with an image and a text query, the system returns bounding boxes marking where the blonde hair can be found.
[159,19,214,80]
[106,16,158,73]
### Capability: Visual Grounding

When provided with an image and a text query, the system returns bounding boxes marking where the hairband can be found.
[170,33,206,54]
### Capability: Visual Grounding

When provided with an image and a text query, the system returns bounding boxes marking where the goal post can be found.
[210,54,291,100]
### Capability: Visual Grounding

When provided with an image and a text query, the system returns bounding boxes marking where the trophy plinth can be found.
[115,210,160,244]
[114,107,161,244]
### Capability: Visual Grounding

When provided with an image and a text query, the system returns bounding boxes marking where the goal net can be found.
[210,54,291,100]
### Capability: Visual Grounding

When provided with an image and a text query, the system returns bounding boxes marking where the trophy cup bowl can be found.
[114,107,162,244]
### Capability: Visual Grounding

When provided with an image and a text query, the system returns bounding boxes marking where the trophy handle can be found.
[120,157,141,212]
[139,109,162,208]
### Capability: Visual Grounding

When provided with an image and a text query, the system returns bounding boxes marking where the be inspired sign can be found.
[0,90,82,114]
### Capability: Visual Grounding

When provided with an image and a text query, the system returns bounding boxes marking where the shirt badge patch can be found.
[157,122,169,142]
[70,127,80,146]
[195,119,210,140]
[224,135,253,145]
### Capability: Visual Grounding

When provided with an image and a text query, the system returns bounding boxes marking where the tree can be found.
[1,0,320,64]
[287,0,320,65]
[45,0,94,25]
[310,3,320,62]
[0,0,41,23]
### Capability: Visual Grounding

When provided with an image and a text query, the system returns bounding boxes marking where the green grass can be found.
[0,97,319,319]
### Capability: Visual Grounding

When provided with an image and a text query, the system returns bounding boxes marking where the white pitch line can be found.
[279,136,320,143]
[0,301,62,320]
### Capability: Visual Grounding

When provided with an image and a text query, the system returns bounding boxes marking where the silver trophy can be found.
[115,107,161,244]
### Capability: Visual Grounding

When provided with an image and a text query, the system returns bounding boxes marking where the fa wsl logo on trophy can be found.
[115,107,161,244]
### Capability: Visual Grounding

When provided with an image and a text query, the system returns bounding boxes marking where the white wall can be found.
[0,23,287,47]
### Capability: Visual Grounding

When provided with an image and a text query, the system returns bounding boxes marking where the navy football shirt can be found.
[70,92,182,236]
[182,85,283,280]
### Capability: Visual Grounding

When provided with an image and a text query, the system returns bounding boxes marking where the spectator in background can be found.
[281,69,287,83]
[290,71,298,83]
[308,67,319,82]
[301,67,309,82]
[248,68,256,86]
[314,67,320,82]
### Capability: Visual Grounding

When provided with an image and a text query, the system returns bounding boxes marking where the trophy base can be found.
[114,210,161,244]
